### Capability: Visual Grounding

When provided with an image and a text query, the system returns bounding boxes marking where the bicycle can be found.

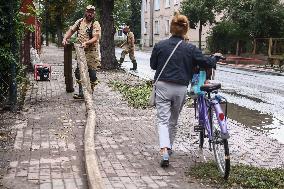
[190,69,230,179]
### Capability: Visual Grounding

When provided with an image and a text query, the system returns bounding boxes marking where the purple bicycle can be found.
[192,70,230,179]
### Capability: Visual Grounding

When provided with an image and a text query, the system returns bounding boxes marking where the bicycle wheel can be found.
[211,112,230,179]
[195,98,205,149]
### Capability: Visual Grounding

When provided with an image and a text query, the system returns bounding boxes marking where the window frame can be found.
[154,20,160,34]
[144,0,148,12]
[165,0,170,8]
[154,0,160,10]
[165,19,170,34]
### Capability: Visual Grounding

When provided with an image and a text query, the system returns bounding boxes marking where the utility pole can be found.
[150,0,154,47]
[45,0,49,46]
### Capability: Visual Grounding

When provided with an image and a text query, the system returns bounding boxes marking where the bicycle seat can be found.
[200,83,221,92]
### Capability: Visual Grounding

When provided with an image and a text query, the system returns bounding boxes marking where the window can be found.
[118,29,123,37]
[144,22,148,34]
[154,20,159,34]
[154,0,160,10]
[165,20,170,34]
[145,0,148,12]
[165,0,170,8]
[174,0,178,5]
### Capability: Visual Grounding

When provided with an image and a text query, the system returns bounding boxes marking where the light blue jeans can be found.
[155,81,187,149]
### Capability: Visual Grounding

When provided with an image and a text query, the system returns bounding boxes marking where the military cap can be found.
[86,5,95,10]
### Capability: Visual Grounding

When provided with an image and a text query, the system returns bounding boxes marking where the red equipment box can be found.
[34,64,51,81]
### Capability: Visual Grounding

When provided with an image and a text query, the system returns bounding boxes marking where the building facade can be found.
[141,0,211,48]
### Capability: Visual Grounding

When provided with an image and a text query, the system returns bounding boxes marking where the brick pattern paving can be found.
[94,71,214,189]
[94,70,284,189]
[1,45,283,189]
[1,45,88,189]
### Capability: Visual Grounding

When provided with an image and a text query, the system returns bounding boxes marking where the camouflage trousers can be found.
[75,50,100,93]
[121,46,136,61]
[85,49,101,70]
[74,66,98,91]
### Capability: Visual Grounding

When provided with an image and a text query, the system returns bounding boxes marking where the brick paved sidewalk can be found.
[1,45,283,189]
[93,71,214,189]
[1,45,88,189]
[94,70,284,189]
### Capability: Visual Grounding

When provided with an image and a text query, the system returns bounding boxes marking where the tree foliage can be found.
[207,21,247,53]
[221,0,284,38]
[0,0,27,106]
[64,0,89,27]
[181,0,221,49]
[129,0,141,42]
[0,1,23,52]
[207,0,284,53]
[41,0,77,45]
[114,0,131,29]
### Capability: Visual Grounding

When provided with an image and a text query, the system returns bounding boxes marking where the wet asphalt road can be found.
[116,48,284,143]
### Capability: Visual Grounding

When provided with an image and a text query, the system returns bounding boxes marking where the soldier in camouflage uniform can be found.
[119,26,137,71]
[62,5,101,99]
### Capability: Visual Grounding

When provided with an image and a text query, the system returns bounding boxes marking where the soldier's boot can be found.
[91,80,100,93]
[119,58,124,65]
[130,60,137,71]
[88,69,97,94]
[73,83,84,99]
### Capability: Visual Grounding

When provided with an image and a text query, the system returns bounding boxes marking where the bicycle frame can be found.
[197,92,229,142]
[191,69,231,179]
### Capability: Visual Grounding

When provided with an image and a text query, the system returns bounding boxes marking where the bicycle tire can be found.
[211,112,230,179]
[194,98,205,149]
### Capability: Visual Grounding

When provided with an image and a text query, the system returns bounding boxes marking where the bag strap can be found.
[76,18,94,39]
[154,40,183,85]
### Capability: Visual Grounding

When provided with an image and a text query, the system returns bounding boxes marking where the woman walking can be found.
[150,13,220,167]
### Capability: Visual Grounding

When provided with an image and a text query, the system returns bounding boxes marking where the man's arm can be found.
[129,32,135,48]
[82,33,100,48]
[62,28,76,46]
[82,21,101,48]
[62,19,82,46]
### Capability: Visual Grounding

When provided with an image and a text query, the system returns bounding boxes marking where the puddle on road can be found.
[220,90,284,143]
[221,89,274,132]
[225,102,274,132]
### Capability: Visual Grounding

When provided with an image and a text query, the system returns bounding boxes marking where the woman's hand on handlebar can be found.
[212,53,226,61]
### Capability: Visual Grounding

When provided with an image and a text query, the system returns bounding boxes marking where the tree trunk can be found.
[198,21,202,50]
[252,39,256,54]
[236,40,240,56]
[268,38,272,57]
[45,0,49,46]
[55,6,63,47]
[100,0,118,69]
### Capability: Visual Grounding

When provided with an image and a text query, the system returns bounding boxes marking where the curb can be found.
[218,63,284,76]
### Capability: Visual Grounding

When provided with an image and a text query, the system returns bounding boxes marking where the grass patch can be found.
[186,161,284,188]
[109,80,152,109]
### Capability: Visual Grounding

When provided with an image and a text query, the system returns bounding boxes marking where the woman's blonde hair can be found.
[170,12,189,37]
